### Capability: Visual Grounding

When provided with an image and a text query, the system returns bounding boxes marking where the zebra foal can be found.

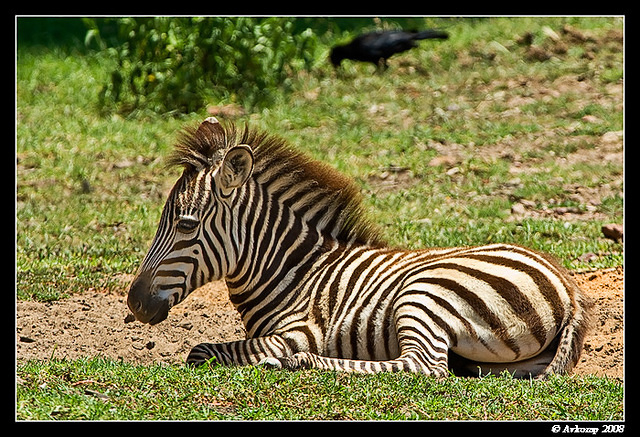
[127,117,593,378]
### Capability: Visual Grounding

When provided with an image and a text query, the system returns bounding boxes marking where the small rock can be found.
[428,155,458,168]
[601,223,623,241]
[511,202,527,216]
[446,167,461,176]
[511,199,536,216]
[541,26,561,42]
[113,159,135,169]
[516,32,534,46]
[526,46,551,62]
[562,24,591,42]
[578,252,598,263]
[553,206,582,215]
[601,131,622,144]
[178,321,193,330]
[581,115,601,124]
[124,313,136,324]
[368,103,384,114]
[145,341,155,350]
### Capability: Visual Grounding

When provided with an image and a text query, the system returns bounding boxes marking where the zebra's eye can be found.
[176,216,200,234]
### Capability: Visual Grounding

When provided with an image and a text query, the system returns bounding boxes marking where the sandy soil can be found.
[16,267,623,380]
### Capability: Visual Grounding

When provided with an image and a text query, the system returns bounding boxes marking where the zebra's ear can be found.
[218,144,254,195]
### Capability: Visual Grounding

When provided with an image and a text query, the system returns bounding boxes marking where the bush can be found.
[92,17,317,116]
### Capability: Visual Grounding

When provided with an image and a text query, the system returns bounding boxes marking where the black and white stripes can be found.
[127,118,592,378]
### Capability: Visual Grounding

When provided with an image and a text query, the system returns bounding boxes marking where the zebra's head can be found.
[127,117,254,325]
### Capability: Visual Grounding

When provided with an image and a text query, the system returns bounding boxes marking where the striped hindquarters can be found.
[398,243,590,366]
[300,242,591,376]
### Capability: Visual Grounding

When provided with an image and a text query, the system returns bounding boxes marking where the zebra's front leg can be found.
[261,310,452,376]
[187,334,292,367]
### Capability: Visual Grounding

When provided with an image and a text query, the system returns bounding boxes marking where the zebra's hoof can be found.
[258,357,284,369]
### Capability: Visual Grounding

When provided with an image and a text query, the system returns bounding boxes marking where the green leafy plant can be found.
[93,17,317,116]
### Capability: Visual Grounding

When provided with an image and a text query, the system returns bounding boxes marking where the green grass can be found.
[17,17,624,420]
[17,358,623,420]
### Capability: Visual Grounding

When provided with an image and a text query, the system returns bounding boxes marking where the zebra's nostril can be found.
[127,270,171,325]
[127,293,143,315]
[127,271,152,317]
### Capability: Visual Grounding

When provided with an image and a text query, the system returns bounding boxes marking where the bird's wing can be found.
[360,31,416,56]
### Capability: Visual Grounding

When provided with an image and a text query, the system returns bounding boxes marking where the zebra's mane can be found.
[168,120,386,247]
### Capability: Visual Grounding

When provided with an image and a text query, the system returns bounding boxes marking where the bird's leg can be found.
[376,58,388,73]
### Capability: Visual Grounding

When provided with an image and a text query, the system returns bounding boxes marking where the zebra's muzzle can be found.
[127,272,171,325]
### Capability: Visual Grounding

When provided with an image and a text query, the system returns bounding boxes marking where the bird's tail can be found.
[413,30,449,40]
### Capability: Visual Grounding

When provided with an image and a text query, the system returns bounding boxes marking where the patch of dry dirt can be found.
[16,268,623,380]
[571,266,624,379]
[16,280,244,367]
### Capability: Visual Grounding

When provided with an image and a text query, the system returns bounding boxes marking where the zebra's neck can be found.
[222,176,373,337]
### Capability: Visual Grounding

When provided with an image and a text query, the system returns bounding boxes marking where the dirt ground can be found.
[16,267,623,380]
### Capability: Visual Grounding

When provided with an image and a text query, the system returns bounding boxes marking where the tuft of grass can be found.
[17,358,623,421]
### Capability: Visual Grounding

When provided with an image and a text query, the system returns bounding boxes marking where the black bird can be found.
[330,29,449,70]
